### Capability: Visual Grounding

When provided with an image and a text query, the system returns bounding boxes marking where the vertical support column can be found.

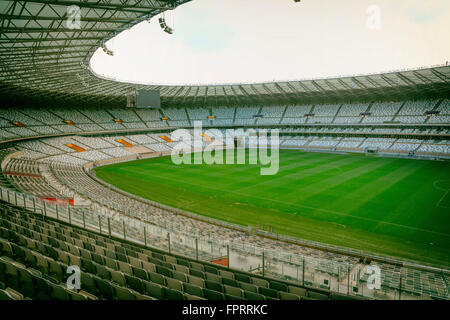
[347,264,350,296]
[167,232,171,255]
[108,218,112,238]
[55,204,59,220]
[143,226,147,247]
[195,238,199,261]
[302,257,305,286]
[33,197,36,213]
[14,192,18,205]
[262,251,265,277]
[43,200,47,219]
[82,210,86,229]
[98,216,102,234]
[227,245,230,268]
[123,220,126,240]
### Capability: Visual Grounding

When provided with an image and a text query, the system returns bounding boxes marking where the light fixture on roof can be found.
[158,13,174,34]
[101,42,114,56]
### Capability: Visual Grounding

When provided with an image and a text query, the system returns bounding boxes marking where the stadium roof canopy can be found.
[1,0,449,109]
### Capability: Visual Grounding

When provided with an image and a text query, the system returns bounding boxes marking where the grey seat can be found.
[183,283,204,298]
[279,291,300,300]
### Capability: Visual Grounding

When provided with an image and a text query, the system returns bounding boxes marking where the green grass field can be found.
[94,150,450,267]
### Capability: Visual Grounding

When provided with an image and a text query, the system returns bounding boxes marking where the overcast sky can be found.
[90,0,450,85]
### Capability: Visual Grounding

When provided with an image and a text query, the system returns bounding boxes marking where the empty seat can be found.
[308,291,328,300]
[205,272,221,283]
[205,280,223,293]
[117,261,132,275]
[80,272,98,296]
[149,271,166,286]
[113,285,135,300]
[203,288,225,300]
[222,277,239,287]
[259,286,278,298]
[81,258,96,274]
[218,270,234,280]
[1,288,23,300]
[331,293,358,300]
[244,290,266,300]
[239,282,258,293]
[187,275,205,288]
[288,286,307,297]
[129,257,142,269]
[189,269,205,279]
[141,261,156,273]
[66,289,88,300]
[183,283,204,298]
[110,270,127,287]
[132,266,148,281]
[204,265,218,275]
[270,281,288,292]
[0,289,14,300]
[164,255,177,265]
[184,293,206,300]
[166,277,183,291]
[144,281,165,300]
[96,277,114,299]
[235,273,250,283]
[48,282,70,300]
[279,292,300,300]
[156,265,172,277]
[171,270,187,283]
[165,288,185,300]
[189,261,204,272]
[224,284,243,298]
[125,275,144,293]
[174,264,189,274]
[251,277,269,288]
[96,264,111,280]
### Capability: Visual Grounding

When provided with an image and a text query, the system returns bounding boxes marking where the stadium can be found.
[0,0,449,304]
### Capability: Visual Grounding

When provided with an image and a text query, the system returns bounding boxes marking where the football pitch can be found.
[94,150,450,267]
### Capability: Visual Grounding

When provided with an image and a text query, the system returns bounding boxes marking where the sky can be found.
[90,0,450,85]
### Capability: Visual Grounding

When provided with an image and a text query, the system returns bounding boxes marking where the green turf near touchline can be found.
[94,150,450,267]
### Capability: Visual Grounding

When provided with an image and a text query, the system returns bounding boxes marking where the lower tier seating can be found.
[0,201,356,300]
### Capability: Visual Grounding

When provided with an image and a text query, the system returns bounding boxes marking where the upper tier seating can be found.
[235,107,260,119]
[338,103,369,116]
[187,108,210,120]
[398,100,437,115]
[212,107,235,119]
[161,109,188,121]
[134,109,162,122]
[313,104,340,117]
[0,99,448,143]
[370,101,403,116]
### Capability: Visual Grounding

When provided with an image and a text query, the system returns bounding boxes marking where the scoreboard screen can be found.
[136,89,161,108]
